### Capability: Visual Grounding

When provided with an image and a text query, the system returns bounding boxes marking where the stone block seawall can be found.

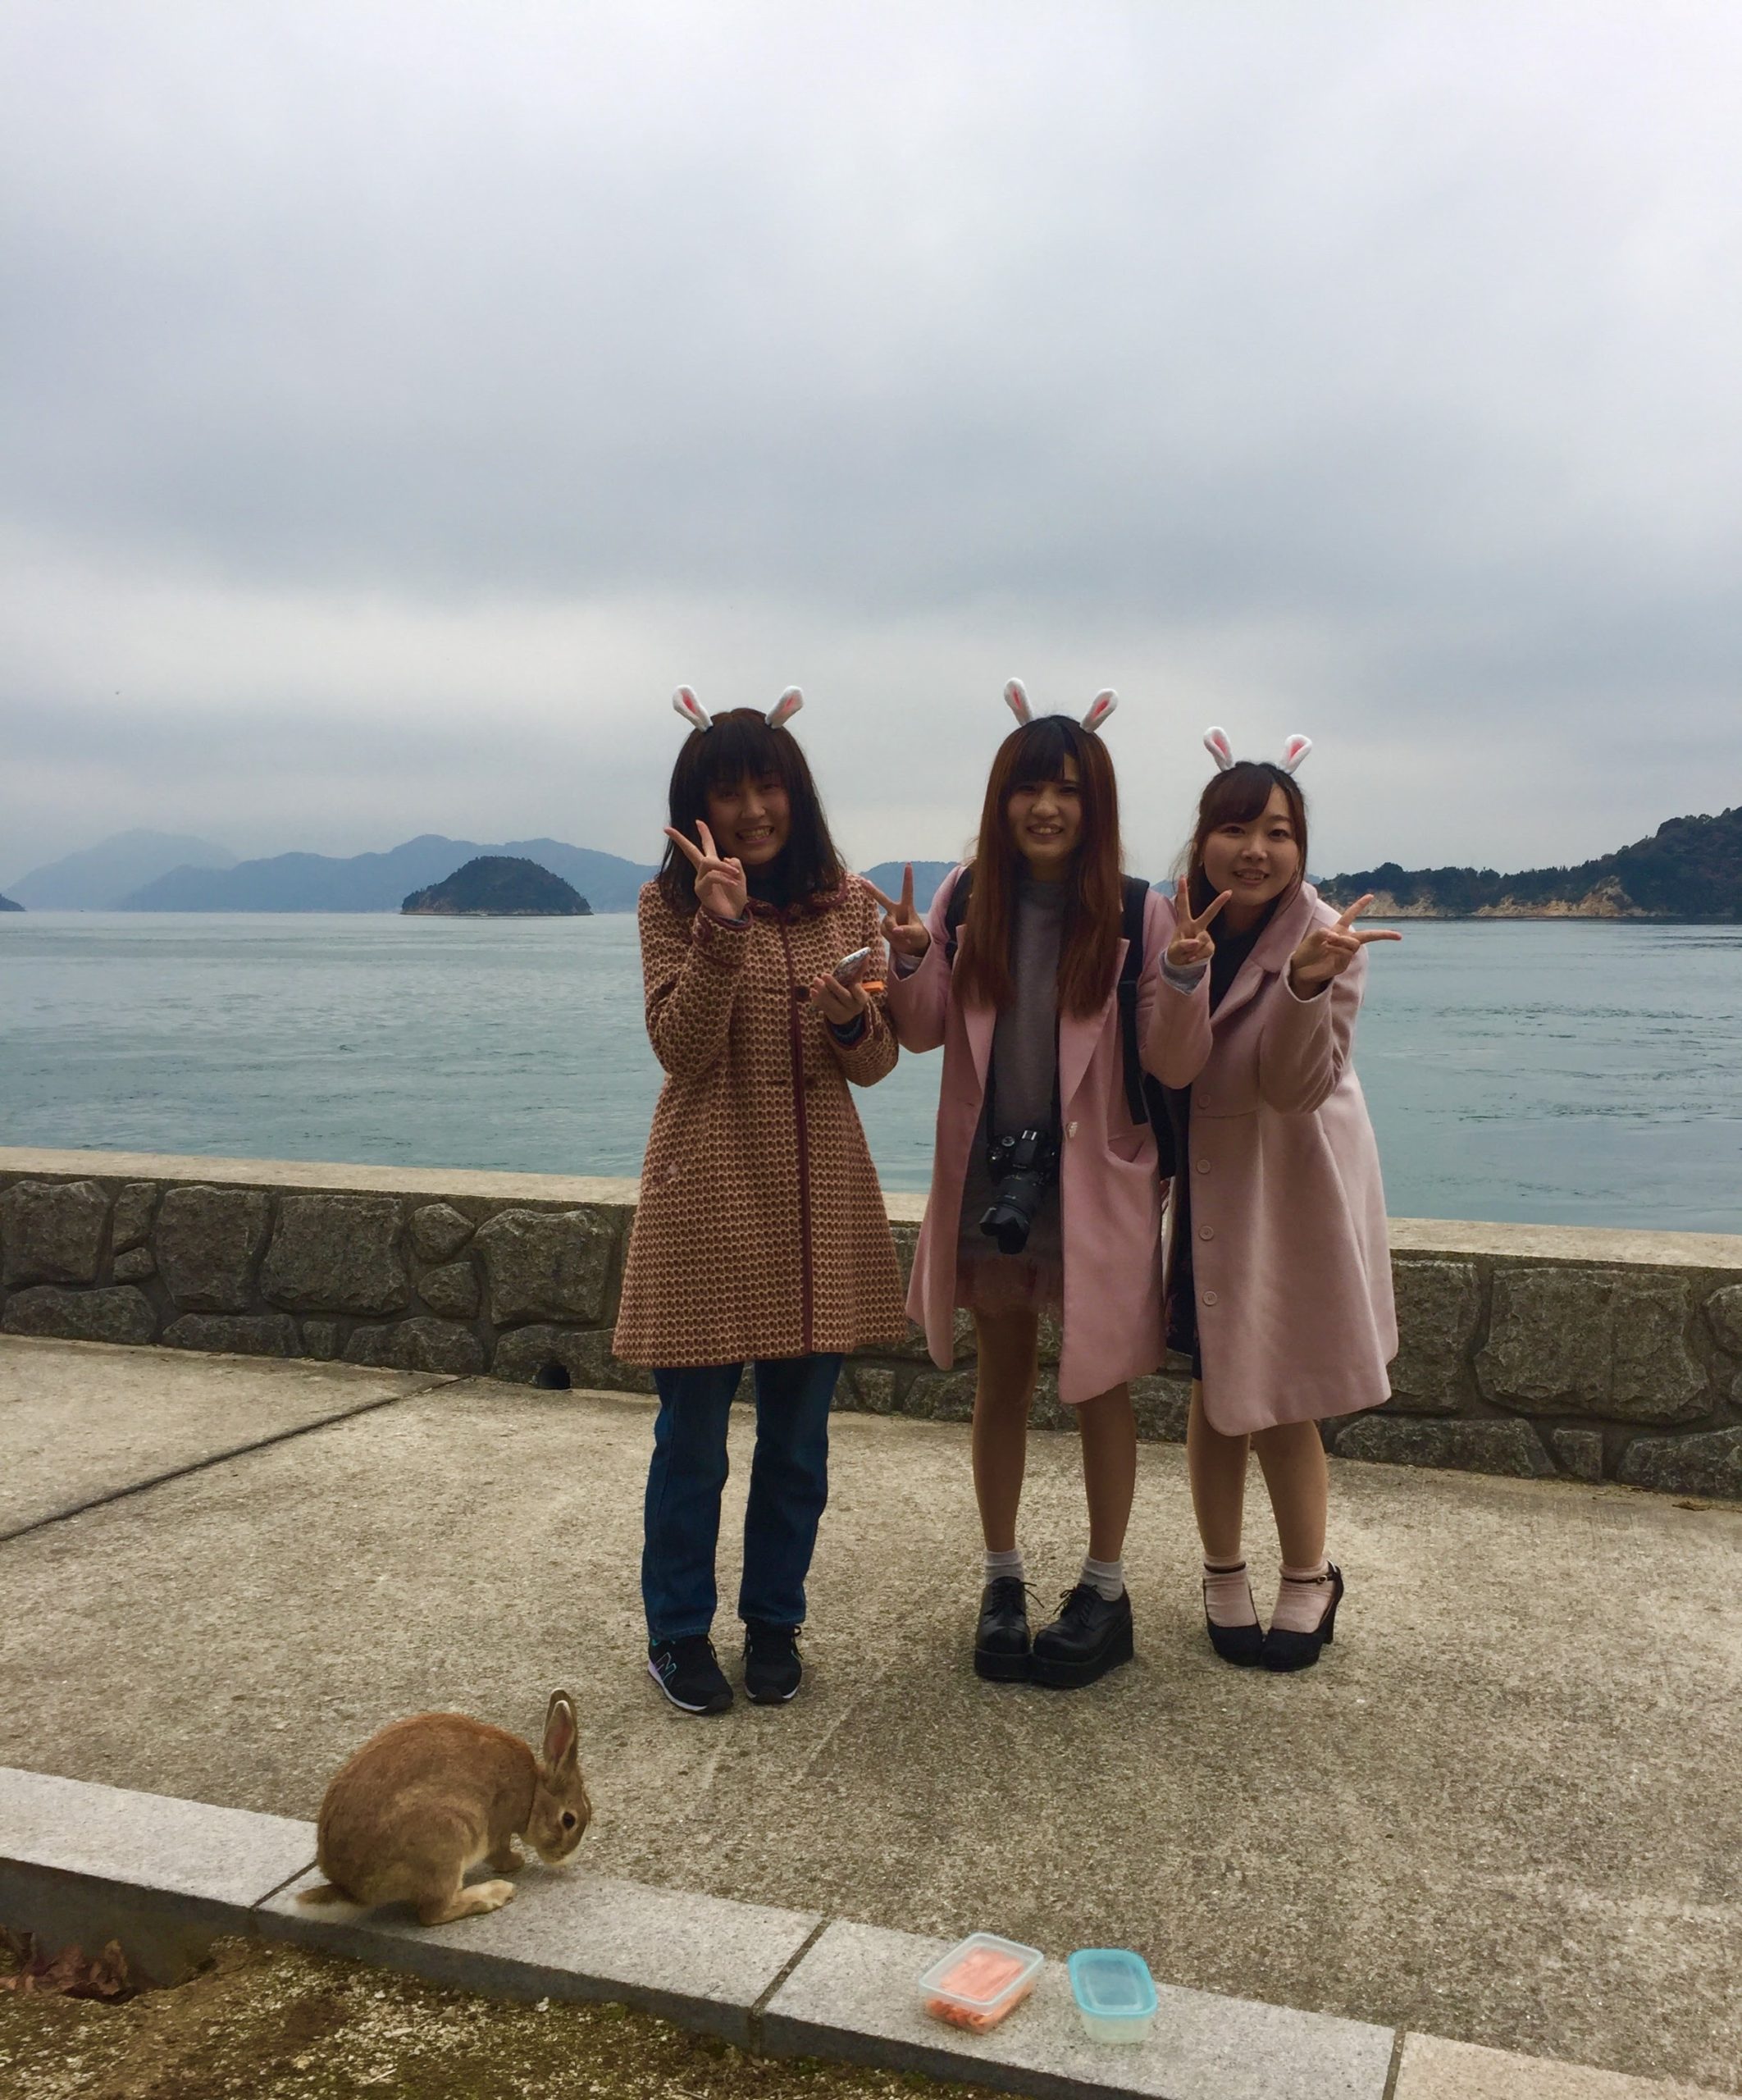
[2,1148,1740,1500]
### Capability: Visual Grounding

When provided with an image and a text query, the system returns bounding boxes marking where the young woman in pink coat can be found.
[873,687,1170,1690]
[1148,730,1400,1672]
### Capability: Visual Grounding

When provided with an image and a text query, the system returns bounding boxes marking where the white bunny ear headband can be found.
[1203,727,1312,774]
[671,686,804,734]
[1003,679,1119,733]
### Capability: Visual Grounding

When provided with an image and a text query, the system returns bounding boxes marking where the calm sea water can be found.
[1,913,1739,1232]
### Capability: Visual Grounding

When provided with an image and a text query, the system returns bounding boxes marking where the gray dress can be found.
[955,877,1066,1312]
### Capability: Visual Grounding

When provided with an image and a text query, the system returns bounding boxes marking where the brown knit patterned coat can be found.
[613,875,907,1368]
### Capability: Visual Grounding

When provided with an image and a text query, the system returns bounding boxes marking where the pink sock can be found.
[1271,1560,1334,1636]
[1201,1559,1256,1629]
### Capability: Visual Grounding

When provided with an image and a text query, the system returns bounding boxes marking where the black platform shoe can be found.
[974,1575,1033,1682]
[1260,1563,1343,1673]
[1030,1583,1133,1689]
[1202,1561,1264,1667]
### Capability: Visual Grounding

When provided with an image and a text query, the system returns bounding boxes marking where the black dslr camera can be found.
[978,1127,1060,1256]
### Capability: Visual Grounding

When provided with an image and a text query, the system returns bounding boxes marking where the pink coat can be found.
[887,865,1170,1406]
[1146,882,1396,1436]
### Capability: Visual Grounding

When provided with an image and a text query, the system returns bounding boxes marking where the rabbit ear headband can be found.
[1203,727,1312,774]
[1003,679,1118,733]
[671,686,804,734]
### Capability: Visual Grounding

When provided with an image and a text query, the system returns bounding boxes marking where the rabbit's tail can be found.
[296,1881,350,1906]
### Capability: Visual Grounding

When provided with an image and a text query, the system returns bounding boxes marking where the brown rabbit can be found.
[298,1691,591,1925]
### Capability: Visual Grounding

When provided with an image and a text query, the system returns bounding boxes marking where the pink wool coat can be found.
[887,865,1171,1406]
[1147,881,1397,1436]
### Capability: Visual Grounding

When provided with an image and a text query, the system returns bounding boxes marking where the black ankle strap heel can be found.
[1260,1562,1343,1674]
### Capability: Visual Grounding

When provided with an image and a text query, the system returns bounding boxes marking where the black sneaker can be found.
[974,1576,1032,1682]
[1029,1583,1133,1689]
[647,1633,732,1714]
[742,1622,803,1705]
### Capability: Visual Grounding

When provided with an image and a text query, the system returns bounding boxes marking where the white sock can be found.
[1081,1554,1124,1603]
[1202,1559,1257,1629]
[1271,1559,1334,1636]
[984,1545,1024,1584]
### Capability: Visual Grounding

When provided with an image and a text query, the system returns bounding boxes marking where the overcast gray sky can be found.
[3,0,1740,888]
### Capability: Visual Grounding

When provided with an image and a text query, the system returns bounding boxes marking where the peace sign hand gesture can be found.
[1288,894,1403,998]
[1167,888,1231,971]
[664,819,748,923]
[864,864,931,961]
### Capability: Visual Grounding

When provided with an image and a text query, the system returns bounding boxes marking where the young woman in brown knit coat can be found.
[613,688,906,1716]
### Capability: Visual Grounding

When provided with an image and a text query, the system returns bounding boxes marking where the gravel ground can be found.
[0,1935,993,2100]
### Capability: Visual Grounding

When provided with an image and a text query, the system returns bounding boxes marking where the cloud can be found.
[3,0,1741,883]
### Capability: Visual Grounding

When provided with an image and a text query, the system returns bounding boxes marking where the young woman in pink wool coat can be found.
[870,685,1172,1691]
[1148,729,1401,1672]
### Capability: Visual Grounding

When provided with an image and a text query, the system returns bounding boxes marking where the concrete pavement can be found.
[0,1340,438,1537]
[0,1334,1735,2093]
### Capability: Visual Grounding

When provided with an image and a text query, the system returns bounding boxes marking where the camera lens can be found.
[978,1128,1056,1255]
[979,1194,1033,1255]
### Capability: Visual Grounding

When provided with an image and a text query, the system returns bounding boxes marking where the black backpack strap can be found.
[943,865,973,966]
[1115,874,1149,1123]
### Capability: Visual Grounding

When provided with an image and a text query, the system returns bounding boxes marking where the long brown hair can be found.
[1179,761,1309,915]
[955,715,1124,1019]
[657,709,844,914]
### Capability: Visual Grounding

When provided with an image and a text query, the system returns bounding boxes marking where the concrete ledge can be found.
[761,1917,1396,2100]
[0,1145,645,1208]
[2,1767,1726,2100]
[0,1146,936,1226]
[0,1762,816,2045]
[1392,2033,1726,2098]
[257,1863,821,2045]
[0,1764,313,1986]
[1385,1216,1742,1271]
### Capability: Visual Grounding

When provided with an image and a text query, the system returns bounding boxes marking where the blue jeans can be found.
[641,1354,842,1643]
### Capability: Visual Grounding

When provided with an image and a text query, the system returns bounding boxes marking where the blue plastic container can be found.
[1067,1947,1158,2044]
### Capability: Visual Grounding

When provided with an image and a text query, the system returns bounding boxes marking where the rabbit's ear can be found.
[1279,733,1313,774]
[1003,679,1033,725]
[765,687,804,729]
[1203,727,1236,772]
[1081,689,1118,733]
[673,686,712,733]
[541,1690,579,1771]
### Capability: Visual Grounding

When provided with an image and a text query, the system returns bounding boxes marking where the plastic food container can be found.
[919,1933,1045,2034]
[1067,1947,1158,2043]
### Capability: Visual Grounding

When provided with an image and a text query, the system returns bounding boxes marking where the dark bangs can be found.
[956,714,1124,1020]
[1006,714,1083,792]
[1182,760,1308,913]
[658,706,844,913]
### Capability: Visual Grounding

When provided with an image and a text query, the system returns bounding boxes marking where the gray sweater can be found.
[990,875,1066,1136]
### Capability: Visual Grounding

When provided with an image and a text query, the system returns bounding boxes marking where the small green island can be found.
[0,892,21,912]
[1320,804,1742,920]
[401,856,591,918]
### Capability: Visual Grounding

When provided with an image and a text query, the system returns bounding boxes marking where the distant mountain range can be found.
[25,801,1732,923]
[1321,806,1742,920]
[5,831,959,915]
[7,829,236,910]
[121,836,659,913]
[0,892,21,912]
